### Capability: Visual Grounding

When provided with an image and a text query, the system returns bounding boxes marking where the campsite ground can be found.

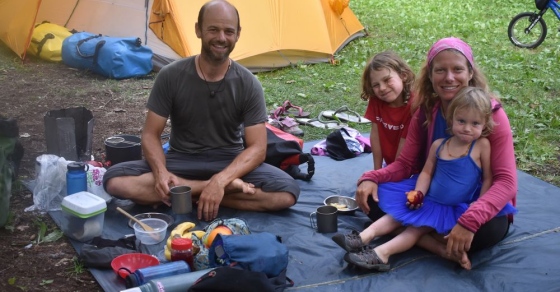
[0,52,152,291]
[2,37,560,292]
[2,53,560,292]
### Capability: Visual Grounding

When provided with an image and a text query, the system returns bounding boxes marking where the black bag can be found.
[326,128,357,161]
[188,266,294,292]
[264,123,315,180]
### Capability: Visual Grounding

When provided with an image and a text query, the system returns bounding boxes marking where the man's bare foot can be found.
[226,178,256,194]
[445,252,472,270]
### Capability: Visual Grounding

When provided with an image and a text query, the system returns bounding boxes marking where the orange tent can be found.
[0,0,365,72]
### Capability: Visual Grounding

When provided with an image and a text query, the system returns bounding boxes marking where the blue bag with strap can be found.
[61,32,153,79]
[208,232,289,278]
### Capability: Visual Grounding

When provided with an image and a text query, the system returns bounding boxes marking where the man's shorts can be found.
[103,149,300,200]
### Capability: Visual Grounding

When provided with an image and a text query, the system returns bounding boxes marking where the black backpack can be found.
[264,123,315,181]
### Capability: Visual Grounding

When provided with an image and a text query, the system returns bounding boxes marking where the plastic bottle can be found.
[170,238,194,270]
[125,261,191,288]
[66,162,88,195]
[121,268,215,292]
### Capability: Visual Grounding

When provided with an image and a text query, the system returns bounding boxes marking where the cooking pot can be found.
[104,134,141,166]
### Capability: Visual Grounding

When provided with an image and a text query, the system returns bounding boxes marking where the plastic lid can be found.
[125,273,140,289]
[67,162,85,171]
[171,238,192,250]
[61,191,107,217]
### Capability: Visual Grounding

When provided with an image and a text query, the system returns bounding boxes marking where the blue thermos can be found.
[66,162,88,195]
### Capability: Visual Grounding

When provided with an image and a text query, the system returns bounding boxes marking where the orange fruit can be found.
[204,225,232,248]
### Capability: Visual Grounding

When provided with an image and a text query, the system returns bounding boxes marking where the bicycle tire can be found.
[508,12,547,49]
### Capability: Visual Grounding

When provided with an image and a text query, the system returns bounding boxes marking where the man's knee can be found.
[271,192,297,210]
[104,178,117,195]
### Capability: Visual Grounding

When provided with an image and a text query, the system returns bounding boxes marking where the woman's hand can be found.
[444,224,475,258]
[356,180,378,214]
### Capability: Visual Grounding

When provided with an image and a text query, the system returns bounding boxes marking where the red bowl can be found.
[111,253,160,279]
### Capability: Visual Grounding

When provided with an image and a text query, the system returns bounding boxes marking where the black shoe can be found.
[331,230,364,252]
[344,246,390,271]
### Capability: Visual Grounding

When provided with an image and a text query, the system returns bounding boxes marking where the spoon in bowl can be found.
[116,207,154,231]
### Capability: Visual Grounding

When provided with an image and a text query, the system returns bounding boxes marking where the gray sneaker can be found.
[332,230,364,252]
[268,117,304,137]
[344,246,390,271]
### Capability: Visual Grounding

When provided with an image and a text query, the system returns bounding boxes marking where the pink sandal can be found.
[282,101,310,118]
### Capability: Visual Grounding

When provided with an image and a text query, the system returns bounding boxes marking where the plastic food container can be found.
[133,218,168,245]
[61,191,107,242]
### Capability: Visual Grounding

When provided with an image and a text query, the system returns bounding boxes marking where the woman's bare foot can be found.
[226,178,256,194]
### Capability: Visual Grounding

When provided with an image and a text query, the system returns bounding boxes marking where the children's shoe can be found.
[331,230,364,252]
[344,246,390,271]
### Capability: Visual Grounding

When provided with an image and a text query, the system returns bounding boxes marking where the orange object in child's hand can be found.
[204,225,233,248]
[406,190,424,208]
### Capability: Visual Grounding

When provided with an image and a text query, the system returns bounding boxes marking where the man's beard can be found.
[201,41,234,64]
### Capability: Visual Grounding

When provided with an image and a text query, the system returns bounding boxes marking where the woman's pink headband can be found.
[427,37,474,67]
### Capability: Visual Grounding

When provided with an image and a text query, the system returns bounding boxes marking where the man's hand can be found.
[197,179,225,221]
[444,224,475,258]
[355,180,378,214]
[154,170,180,206]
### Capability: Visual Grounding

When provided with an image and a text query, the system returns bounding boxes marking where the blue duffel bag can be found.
[61,32,153,79]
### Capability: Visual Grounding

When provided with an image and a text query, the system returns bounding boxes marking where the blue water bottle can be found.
[66,162,88,195]
[125,260,191,288]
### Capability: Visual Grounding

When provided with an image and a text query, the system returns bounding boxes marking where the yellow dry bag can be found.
[27,22,72,62]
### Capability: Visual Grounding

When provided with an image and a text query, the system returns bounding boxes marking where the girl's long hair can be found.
[446,87,495,137]
[360,51,415,106]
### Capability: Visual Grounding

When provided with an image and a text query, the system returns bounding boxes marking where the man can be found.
[103,0,300,221]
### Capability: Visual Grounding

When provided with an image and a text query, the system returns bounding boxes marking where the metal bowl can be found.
[324,195,359,215]
[128,212,174,229]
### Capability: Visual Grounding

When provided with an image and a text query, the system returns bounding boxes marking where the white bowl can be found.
[133,218,168,245]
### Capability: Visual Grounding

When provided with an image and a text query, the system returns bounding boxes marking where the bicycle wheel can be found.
[508,12,547,49]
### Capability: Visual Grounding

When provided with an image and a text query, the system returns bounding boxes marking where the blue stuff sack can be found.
[208,232,289,278]
[193,218,251,271]
[61,32,153,79]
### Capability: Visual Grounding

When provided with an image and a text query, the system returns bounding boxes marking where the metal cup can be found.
[310,205,338,233]
[170,186,192,214]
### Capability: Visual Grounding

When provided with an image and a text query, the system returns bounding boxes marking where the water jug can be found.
[125,260,191,288]
[66,162,88,195]
[121,268,215,292]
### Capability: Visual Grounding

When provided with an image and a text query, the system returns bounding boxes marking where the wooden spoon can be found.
[116,207,154,231]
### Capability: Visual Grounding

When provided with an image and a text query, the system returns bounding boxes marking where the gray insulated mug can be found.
[310,205,338,233]
[170,186,192,214]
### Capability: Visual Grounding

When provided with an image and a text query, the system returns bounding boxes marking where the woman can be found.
[354,37,517,265]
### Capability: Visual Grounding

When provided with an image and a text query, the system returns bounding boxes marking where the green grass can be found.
[1,0,559,185]
[257,0,560,185]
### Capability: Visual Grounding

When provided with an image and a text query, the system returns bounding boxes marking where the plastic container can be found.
[66,161,88,195]
[125,260,191,288]
[133,218,168,245]
[171,238,194,270]
[60,191,106,242]
[120,268,215,292]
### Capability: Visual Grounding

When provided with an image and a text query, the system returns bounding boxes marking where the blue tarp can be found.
[49,139,560,292]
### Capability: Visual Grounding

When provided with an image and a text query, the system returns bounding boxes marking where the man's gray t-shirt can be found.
[147,57,267,154]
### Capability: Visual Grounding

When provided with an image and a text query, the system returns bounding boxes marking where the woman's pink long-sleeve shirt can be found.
[358,100,517,233]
